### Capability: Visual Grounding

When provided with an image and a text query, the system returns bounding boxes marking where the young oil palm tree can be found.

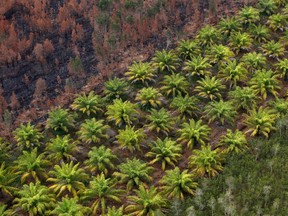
[0,137,11,162]
[13,148,50,183]
[261,40,285,58]
[71,91,104,117]
[243,106,277,137]
[183,55,212,78]
[204,100,237,125]
[77,118,109,144]
[82,173,124,215]
[189,145,224,177]
[116,126,146,152]
[152,49,180,73]
[196,25,220,47]
[85,145,118,176]
[113,158,153,190]
[106,99,139,127]
[135,87,163,110]
[0,163,17,198]
[13,122,43,150]
[248,24,270,42]
[177,39,201,60]
[228,32,253,54]
[249,69,280,100]
[125,185,166,216]
[177,119,211,150]
[125,61,155,86]
[170,95,200,119]
[145,137,182,170]
[275,58,288,80]
[267,13,287,31]
[46,108,75,135]
[50,197,91,216]
[104,77,130,101]
[218,60,248,88]
[258,0,277,15]
[269,98,288,117]
[219,16,241,37]
[194,76,225,101]
[228,86,258,111]
[241,52,267,72]
[206,44,234,65]
[13,182,55,216]
[217,129,248,154]
[238,6,260,25]
[160,73,189,97]
[107,206,124,216]
[45,135,79,163]
[0,204,13,216]
[146,108,175,135]
[159,167,198,200]
[47,162,89,197]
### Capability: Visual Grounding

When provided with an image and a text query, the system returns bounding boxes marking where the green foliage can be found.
[238,6,260,25]
[177,119,211,149]
[0,163,17,197]
[219,17,241,37]
[125,185,167,216]
[183,55,212,78]
[0,137,11,162]
[160,167,198,200]
[228,32,253,54]
[261,40,285,58]
[196,25,220,47]
[161,73,189,97]
[116,126,146,152]
[275,58,288,80]
[228,86,258,111]
[152,50,179,73]
[104,77,129,100]
[177,40,201,60]
[107,206,124,216]
[13,123,43,150]
[77,118,109,144]
[241,51,267,71]
[248,24,270,42]
[258,0,277,15]
[125,61,155,86]
[267,13,287,31]
[170,95,199,118]
[113,158,153,190]
[146,137,182,170]
[135,87,163,110]
[207,44,234,65]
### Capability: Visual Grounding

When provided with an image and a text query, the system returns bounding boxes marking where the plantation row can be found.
[1,0,288,215]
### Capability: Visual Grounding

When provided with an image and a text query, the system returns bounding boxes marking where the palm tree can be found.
[275,58,288,80]
[146,108,175,135]
[196,25,220,47]
[14,148,50,183]
[219,16,241,37]
[152,49,179,73]
[104,77,129,101]
[258,0,277,15]
[238,6,260,25]
[0,137,11,162]
[106,99,139,127]
[269,98,288,117]
[228,86,258,111]
[218,60,248,88]
[107,206,124,216]
[45,135,79,163]
[0,163,16,198]
[0,204,13,216]
[217,129,248,154]
[135,87,163,110]
[183,56,212,78]
[85,145,118,175]
[71,91,104,117]
[77,118,109,144]
[194,76,225,101]
[145,137,182,170]
[189,145,224,177]
[113,158,153,190]
[13,182,55,216]
[204,100,237,125]
[125,185,166,216]
[160,73,189,97]
[243,106,277,137]
[159,167,198,200]
[13,122,43,150]
[170,95,200,119]
[228,32,253,54]
[116,126,146,152]
[261,40,285,58]
[249,69,280,100]
[241,52,267,72]
[267,13,287,31]
[47,162,89,197]
[177,39,201,60]
[206,44,234,65]
[82,173,124,215]
[50,197,91,216]
[125,61,155,86]
[46,108,75,135]
[248,24,270,42]
[177,119,211,149]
